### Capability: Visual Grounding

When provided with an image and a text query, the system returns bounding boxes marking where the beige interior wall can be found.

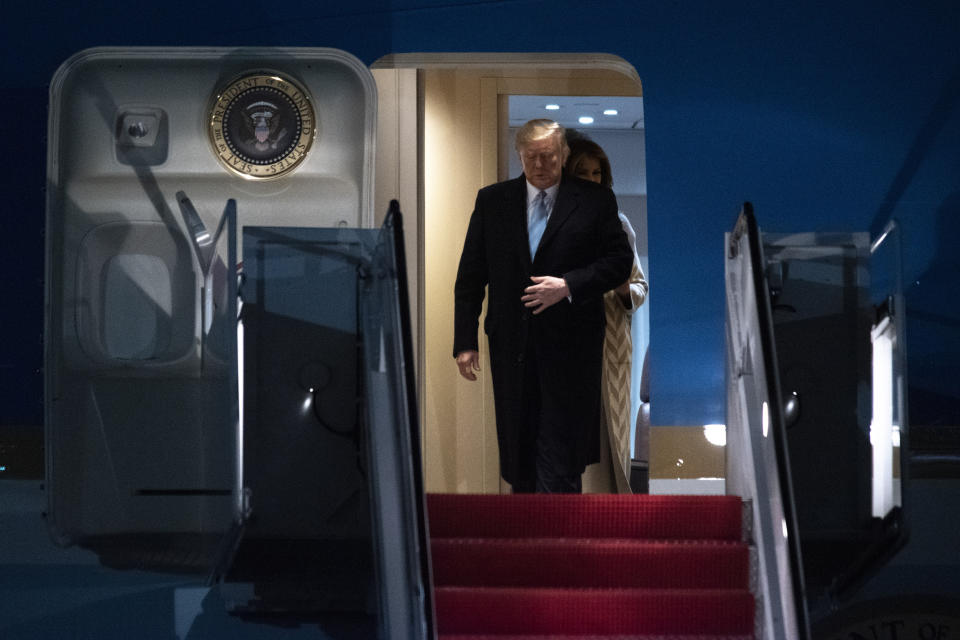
[372,67,420,379]
[421,68,501,493]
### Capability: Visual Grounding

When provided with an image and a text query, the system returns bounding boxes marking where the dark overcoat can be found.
[453,174,633,484]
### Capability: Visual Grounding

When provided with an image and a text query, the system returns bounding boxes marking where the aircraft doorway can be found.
[372,54,646,493]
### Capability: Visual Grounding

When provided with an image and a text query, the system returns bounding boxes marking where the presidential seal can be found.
[209,73,316,179]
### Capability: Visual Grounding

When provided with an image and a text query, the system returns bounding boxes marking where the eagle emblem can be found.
[209,73,316,179]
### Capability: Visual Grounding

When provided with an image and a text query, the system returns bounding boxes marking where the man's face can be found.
[519,135,564,190]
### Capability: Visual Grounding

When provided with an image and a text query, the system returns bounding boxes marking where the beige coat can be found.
[584,214,648,493]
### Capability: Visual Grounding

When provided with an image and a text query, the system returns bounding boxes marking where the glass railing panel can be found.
[222,213,431,638]
[762,224,913,618]
[868,221,907,519]
[359,204,434,640]
[183,195,241,571]
[810,213,960,635]
[762,231,874,594]
[226,224,378,628]
[731,208,918,632]
[725,204,809,639]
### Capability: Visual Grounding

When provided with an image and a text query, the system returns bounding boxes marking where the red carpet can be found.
[428,493,754,638]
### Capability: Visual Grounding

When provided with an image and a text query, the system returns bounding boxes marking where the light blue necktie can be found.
[528,190,548,258]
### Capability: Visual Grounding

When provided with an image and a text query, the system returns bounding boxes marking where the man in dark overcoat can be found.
[453,119,633,493]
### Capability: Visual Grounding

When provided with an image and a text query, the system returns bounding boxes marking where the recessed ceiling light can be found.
[578,116,594,124]
[545,104,560,110]
[603,109,618,116]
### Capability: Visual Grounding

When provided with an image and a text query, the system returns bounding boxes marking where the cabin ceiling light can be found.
[545,104,560,110]
[578,116,594,124]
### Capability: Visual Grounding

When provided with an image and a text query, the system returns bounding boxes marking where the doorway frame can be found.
[372,53,644,493]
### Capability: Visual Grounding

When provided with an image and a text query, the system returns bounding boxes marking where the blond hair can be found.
[515,119,569,160]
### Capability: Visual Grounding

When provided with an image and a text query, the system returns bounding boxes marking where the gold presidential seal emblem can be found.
[209,73,315,179]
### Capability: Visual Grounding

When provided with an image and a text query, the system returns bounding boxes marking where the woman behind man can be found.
[567,136,649,493]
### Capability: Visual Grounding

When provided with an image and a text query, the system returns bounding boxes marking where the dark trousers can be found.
[511,341,583,494]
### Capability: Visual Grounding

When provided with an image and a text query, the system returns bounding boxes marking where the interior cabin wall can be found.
[420,67,499,493]
[372,67,420,378]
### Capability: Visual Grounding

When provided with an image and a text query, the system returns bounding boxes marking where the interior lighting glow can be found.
[578,116,594,124]
[871,316,896,517]
[236,318,245,518]
[301,394,313,415]
[703,424,727,447]
[762,401,770,438]
[545,104,560,110]
[781,518,789,539]
[603,109,618,116]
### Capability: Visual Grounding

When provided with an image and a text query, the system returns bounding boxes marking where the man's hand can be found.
[522,276,569,314]
[456,350,481,381]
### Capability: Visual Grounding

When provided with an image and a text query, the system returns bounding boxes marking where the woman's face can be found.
[573,155,603,184]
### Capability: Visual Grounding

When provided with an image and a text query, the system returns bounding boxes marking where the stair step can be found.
[435,587,754,636]
[427,494,743,541]
[432,538,749,589]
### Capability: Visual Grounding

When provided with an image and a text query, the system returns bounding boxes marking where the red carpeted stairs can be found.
[428,493,754,639]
